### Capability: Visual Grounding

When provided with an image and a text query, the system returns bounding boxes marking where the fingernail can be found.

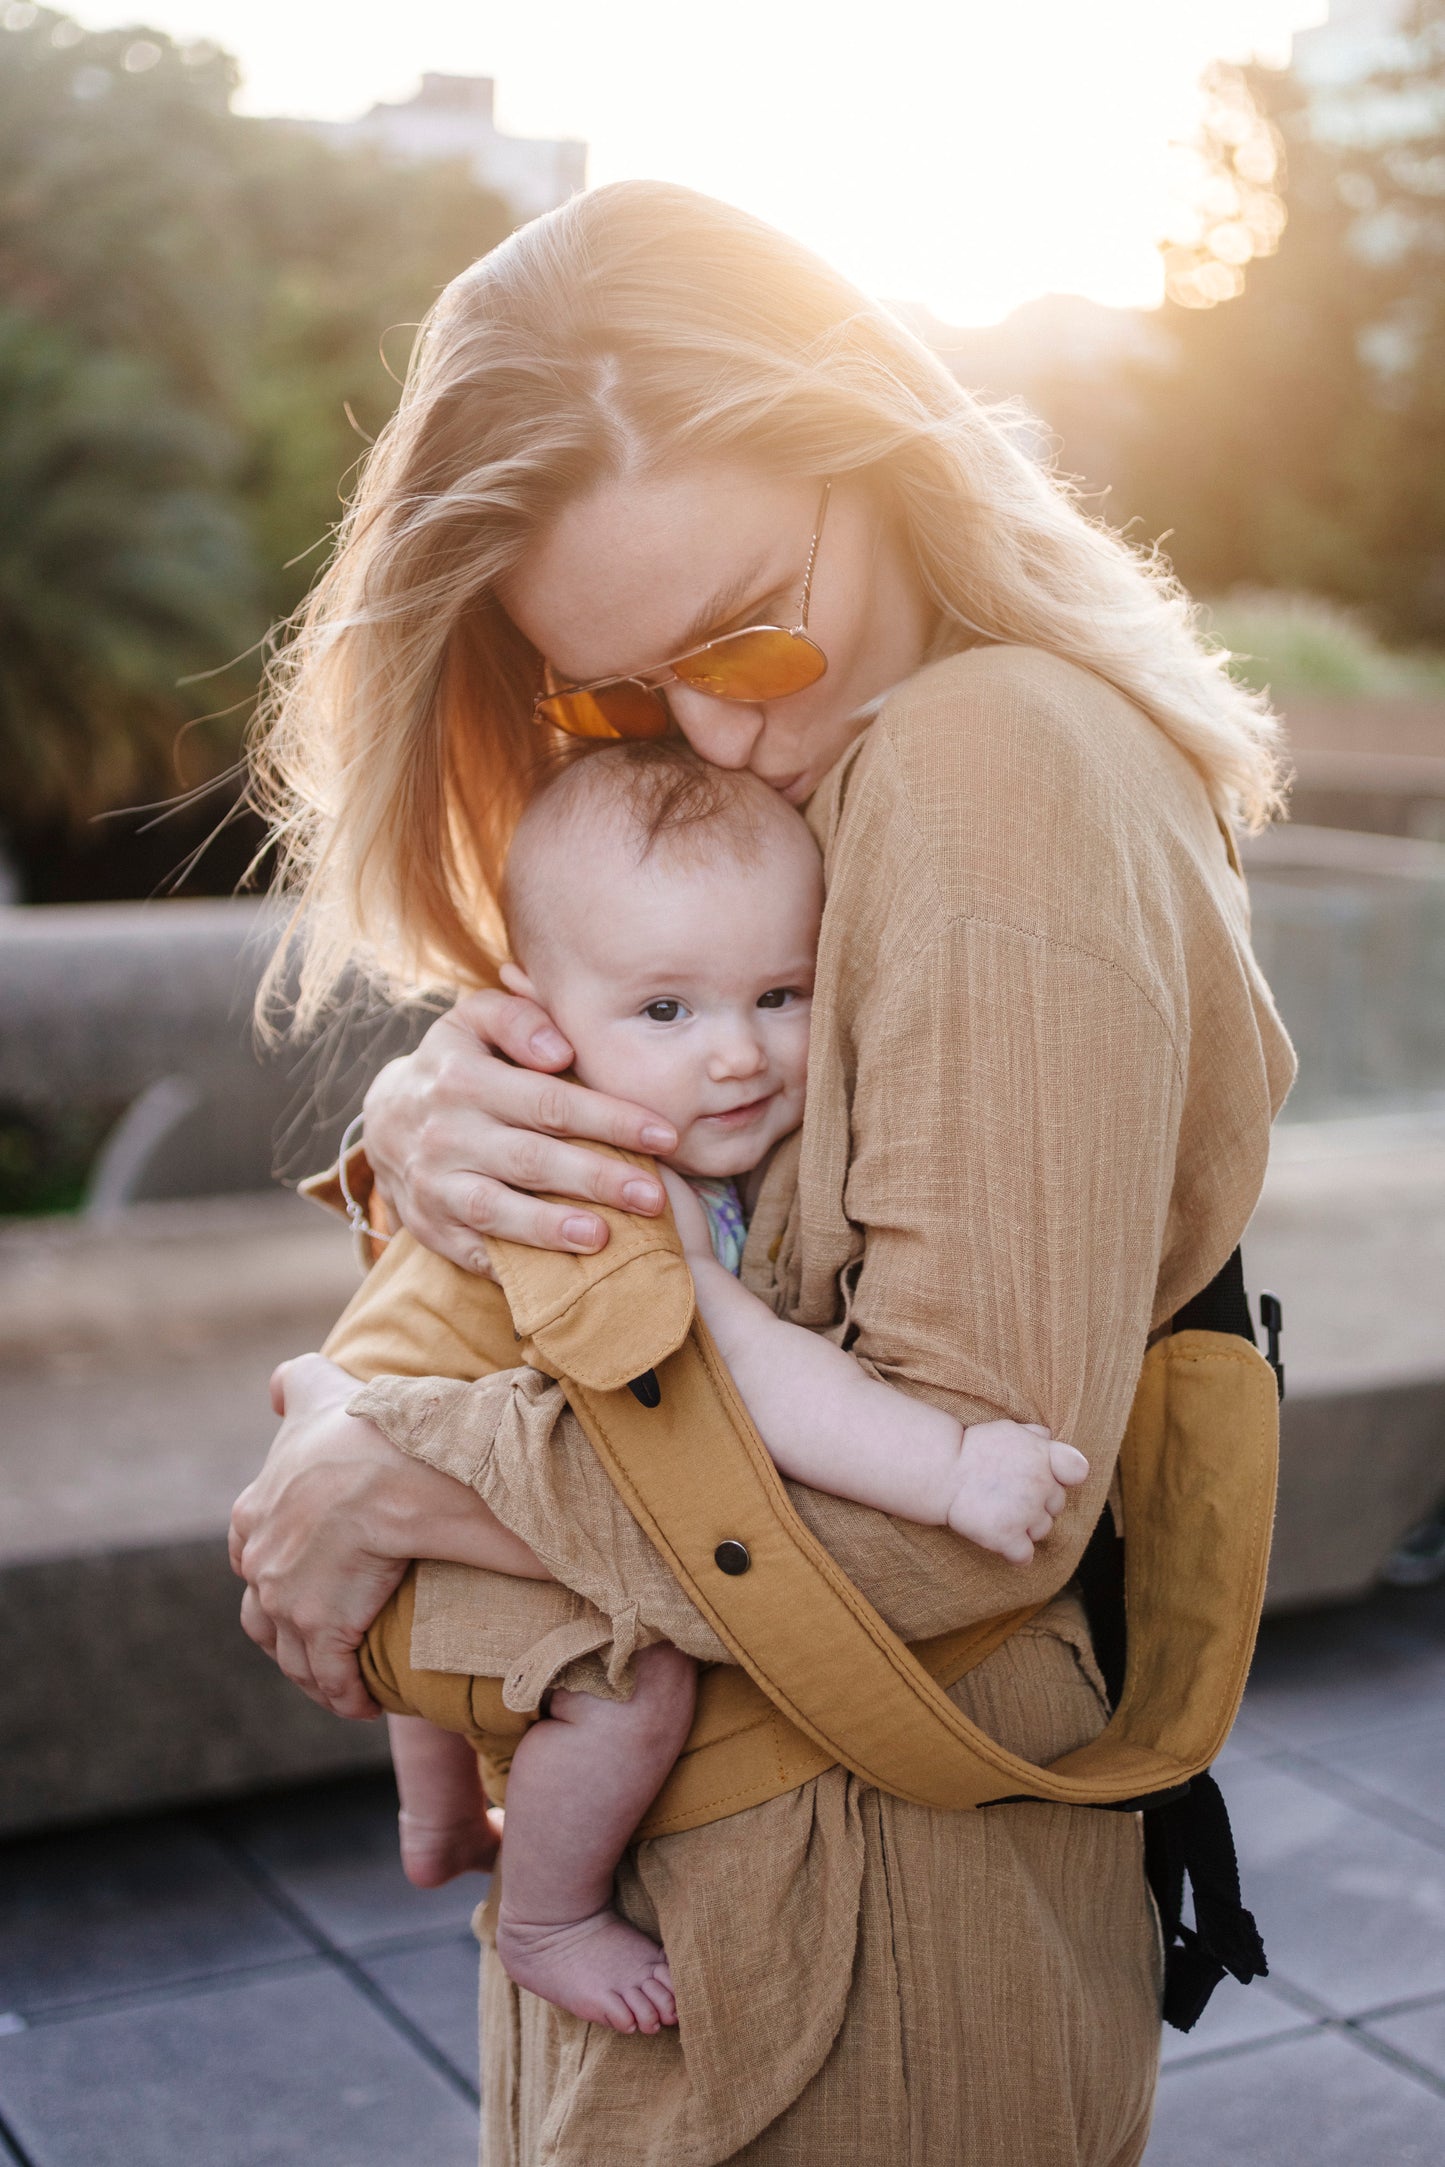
[532,1028,570,1062]
[562,1215,604,1249]
[639,1124,675,1151]
[623,1179,663,1212]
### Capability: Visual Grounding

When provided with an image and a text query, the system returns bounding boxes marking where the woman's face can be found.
[499,462,935,806]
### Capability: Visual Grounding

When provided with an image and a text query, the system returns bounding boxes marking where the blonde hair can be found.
[501,740,818,971]
[251,179,1284,1029]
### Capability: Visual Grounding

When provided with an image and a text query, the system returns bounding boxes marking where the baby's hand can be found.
[658,1165,715,1264]
[946,1421,1089,1565]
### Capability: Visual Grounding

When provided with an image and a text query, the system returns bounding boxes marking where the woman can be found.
[233,180,1295,2164]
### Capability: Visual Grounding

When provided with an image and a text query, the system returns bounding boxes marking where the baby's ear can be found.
[499,961,541,1003]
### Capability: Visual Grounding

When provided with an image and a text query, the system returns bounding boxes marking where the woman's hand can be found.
[229,1353,539,1720]
[362,988,679,1273]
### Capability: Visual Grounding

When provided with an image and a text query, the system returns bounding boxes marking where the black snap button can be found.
[714,1539,751,1576]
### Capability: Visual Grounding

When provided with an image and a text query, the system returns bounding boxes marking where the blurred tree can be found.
[0,4,515,880]
[1341,0,1445,637]
[1114,3,1445,644]
[0,310,255,824]
[1115,58,1385,613]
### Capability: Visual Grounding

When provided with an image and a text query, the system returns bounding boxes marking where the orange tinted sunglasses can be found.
[532,479,832,740]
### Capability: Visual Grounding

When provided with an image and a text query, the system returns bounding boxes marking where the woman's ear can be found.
[500,961,541,1003]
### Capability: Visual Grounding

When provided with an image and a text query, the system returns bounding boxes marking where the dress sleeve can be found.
[786,910,1186,1633]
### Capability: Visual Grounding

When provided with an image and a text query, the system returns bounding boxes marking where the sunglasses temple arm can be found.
[799,479,832,626]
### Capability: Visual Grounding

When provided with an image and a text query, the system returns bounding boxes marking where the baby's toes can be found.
[621,1982,665,2034]
[598,1988,641,2034]
[640,1967,677,2026]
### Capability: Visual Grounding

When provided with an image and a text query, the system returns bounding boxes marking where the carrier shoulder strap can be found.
[487,1177,1281,1815]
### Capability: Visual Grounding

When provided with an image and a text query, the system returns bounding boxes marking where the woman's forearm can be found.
[692,1259,966,1525]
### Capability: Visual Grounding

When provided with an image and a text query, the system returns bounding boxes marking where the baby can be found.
[381,741,1088,2034]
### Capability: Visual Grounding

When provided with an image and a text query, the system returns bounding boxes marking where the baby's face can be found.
[514,833,821,1180]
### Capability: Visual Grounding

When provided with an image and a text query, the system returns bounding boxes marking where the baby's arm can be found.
[663,1173,1087,1566]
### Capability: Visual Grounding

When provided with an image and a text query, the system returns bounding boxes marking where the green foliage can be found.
[1206,589,1445,699]
[0,5,516,839]
[1112,1,1445,647]
[0,310,256,822]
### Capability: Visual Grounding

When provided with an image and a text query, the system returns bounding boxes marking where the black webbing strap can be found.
[1174,1245,1256,1342]
[1073,1245,1270,2032]
[1145,1772,1269,2030]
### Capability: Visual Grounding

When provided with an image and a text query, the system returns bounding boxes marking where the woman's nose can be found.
[667,687,765,771]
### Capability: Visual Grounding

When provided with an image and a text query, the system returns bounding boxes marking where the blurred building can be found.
[1292,0,1417,143]
[1293,0,1411,94]
[301,74,586,221]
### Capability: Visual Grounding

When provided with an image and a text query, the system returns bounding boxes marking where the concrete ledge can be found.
[0,1539,390,1835]
[1,1193,385,1837]
[3,1114,1443,1833]
[1272,1377,1445,1611]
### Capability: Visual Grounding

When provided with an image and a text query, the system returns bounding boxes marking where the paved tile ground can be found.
[1,1577,1443,2165]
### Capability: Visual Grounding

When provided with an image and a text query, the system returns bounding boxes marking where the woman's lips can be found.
[758,768,808,802]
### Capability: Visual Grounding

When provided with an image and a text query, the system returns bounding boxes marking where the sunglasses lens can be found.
[672,628,827,702]
[535,680,671,740]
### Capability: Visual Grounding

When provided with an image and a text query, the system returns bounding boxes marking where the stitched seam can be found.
[1159,1338,1276,1752]
[580,1341,1112,1802]
[583,1329,1274,1806]
[505,1239,686,1333]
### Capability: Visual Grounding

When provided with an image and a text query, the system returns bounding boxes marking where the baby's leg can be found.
[389,1714,502,1889]
[495,1641,696,2035]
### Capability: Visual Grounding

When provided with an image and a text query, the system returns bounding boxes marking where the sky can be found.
[71,0,1331,325]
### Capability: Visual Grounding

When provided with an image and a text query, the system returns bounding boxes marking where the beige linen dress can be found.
[348,644,1296,2166]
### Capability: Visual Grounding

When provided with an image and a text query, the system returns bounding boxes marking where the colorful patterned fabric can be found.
[687,1176,748,1276]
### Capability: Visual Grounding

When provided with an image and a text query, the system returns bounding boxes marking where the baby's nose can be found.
[709,1025,768,1079]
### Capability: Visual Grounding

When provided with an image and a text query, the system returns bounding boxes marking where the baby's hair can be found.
[502,742,815,967]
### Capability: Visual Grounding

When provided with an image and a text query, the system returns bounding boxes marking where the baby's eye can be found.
[756,987,796,1010]
[643,999,687,1023]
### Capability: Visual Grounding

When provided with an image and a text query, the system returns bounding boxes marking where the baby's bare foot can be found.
[496,1906,677,2033]
[398,1805,502,1890]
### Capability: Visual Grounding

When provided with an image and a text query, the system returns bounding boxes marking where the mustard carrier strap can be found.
[493,1238,1279,1819]
[484,1187,1279,2031]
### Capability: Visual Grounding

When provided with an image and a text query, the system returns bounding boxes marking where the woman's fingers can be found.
[271,1621,326,1707]
[360,992,680,1266]
[306,1632,381,1722]
[239,1581,278,1655]
[448,985,574,1072]
[479,1059,676,1164]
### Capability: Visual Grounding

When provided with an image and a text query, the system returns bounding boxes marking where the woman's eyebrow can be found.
[667,557,777,654]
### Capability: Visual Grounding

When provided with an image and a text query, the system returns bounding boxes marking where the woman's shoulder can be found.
[874,643,1162,793]
[825,643,1223,981]
[841,644,1193,868]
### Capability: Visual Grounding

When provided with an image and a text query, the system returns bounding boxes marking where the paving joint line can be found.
[1158,2016,1321,2073]
[1332,2016,1445,2101]
[1157,2008,1445,2099]
[347,1922,483,1964]
[1263,1745,1445,1857]
[0,2102,37,2167]
[202,1819,479,2109]
[9,1951,330,2030]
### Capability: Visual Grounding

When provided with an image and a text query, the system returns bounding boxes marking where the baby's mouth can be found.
[701,1092,775,1128]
